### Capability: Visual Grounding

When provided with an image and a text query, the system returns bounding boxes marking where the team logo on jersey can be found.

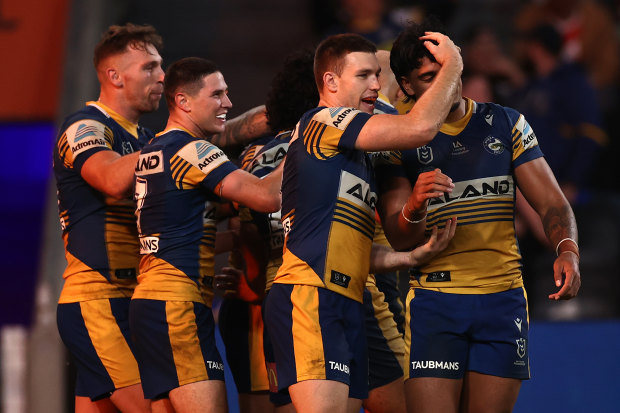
[483,136,505,155]
[339,170,377,212]
[516,116,538,149]
[67,119,108,157]
[135,151,164,175]
[417,145,433,164]
[139,236,159,254]
[516,338,527,358]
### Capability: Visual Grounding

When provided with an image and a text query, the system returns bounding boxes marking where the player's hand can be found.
[408,217,457,266]
[548,251,581,300]
[214,267,242,298]
[406,168,454,213]
[420,32,463,74]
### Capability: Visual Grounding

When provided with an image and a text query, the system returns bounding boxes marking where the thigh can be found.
[57,298,141,400]
[129,299,224,400]
[404,377,462,413]
[169,379,227,413]
[289,379,355,413]
[460,372,521,413]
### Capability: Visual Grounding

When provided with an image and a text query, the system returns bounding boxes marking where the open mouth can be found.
[361,97,377,105]
[216,114,227,121]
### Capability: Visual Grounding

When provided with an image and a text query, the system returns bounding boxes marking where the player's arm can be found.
[355,32,463,151]
[81,150,140,200]
[377,169,454,251]
[218,160,283,213]
[209,105,270,148]
[514,157,581,300]
[369,217,456,273]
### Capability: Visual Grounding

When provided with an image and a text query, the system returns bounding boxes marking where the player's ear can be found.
[399,76,415,99]
[107,68,123,87]
[175,93,190,112]
[324,71,338,93]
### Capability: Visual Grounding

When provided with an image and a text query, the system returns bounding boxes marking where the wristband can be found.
[555,237,579,257]
[402,205,427,224]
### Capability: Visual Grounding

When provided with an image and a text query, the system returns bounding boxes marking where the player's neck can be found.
[97,94,140,124]
[445,97,467,123]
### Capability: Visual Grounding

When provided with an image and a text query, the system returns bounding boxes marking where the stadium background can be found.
[0,0,619,411]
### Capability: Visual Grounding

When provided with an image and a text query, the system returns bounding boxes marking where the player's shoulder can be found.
[474,101,522,128]
[303,106,367,131]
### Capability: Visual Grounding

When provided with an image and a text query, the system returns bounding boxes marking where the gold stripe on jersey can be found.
[291,285,326,380]
[80,300,141,388]
[170,155,197,190]
[248,304,269,391]
[427,197,514,228]
[134,255,204,302]
[439,98,474,136]
[165,301,209,384]
[511,114,539,160]
[275,249,324,288]
[303,119,344,160]
[58,235,135,303]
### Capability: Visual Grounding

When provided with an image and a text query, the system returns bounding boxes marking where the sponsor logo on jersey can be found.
[516,338,526,358]
[515,115,538,149]
[330,270,351,288]
[139,236,159,254]
[178,140,229,173]
[282,216,292,236]
[339,170,377,212]
[426,271,451,282]
[67,120,108,157]
[318,107,358,129]
[196,143,225,170]
[483,136,505,155]
[206,361,224,371]
[417,145,433,164]
[328,361,350,375]
[249,144,287,174]
[135,151,164,175]
[451,140,469,156]
[121,141,134,155]
[427,175,513,210]
[411,360,460,370]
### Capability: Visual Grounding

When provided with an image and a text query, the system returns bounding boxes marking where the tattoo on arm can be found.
[542,204,578,245]
[209,105,269,148]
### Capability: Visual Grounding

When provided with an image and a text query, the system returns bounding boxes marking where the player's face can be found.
[401,56,462,110]
[188,71,233,134]
[118,43,165,115]
[335,52,381,114]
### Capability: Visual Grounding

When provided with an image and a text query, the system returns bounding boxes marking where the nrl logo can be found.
[417,145,433,164]
[516,338,526,358]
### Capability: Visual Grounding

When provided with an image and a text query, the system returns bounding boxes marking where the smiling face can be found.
[187,71,233,134]
[115,42,164,115]
[331,51,381,114]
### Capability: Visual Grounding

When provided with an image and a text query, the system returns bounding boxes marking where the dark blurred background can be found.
[0,0,619,412]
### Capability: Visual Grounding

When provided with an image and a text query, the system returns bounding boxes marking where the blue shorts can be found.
[264,284,368,400]
[218,299,269,393]
[129,299,225,399]
[405,288,530,380]
[56,298,141,400]
[364,276,406,390]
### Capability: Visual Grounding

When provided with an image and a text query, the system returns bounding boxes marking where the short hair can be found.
[266,48,319,133]
[390,17,446,98]
[314,33,377,90]
[93,23,163,69]
[164,57,219,108]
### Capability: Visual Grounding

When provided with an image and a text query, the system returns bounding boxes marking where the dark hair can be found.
[164,57,219,108]
[390,17,446,98]
[266,48,319,133]
[93,23,163,69]
[314,33,377,90]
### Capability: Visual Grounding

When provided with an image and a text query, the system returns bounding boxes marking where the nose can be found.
[156,65,165,82]
[222,93,232,109]
[370,75,380,91]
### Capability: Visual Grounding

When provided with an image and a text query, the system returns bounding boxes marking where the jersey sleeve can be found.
[300,107,372,159]
[170,140,238,192]
[58,119,114,172]
[506,108,544,168]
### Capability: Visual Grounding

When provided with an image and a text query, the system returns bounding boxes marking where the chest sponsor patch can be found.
[338,170,376,213]
[135,150,164,175]
[66,119,110,158]
[177,140,230,174]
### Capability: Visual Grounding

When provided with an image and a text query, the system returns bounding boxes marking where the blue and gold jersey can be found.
[133,128,238,305]
[53,101,153,303]
[376,98,544,294]
[274,107,374,303]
